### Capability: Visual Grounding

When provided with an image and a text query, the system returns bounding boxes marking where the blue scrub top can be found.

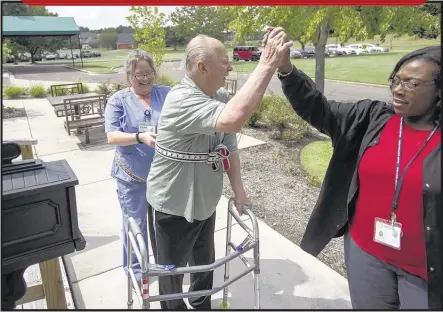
[104,85,171,183]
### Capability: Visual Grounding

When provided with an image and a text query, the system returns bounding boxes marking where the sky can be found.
[46,6,177,30]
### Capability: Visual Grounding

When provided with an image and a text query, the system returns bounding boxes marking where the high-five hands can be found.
[258,27,293,72]
[261,27,293,74]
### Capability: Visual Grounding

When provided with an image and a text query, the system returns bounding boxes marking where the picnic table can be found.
[47,92,100,117]
[47,92,107,144]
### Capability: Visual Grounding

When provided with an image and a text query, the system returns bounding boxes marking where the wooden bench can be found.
[5,139,69,309]
[63,95,107,144]
[48,92,101,118]
[50,82,84,97]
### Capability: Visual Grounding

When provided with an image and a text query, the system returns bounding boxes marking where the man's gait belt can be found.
[155,143,231,171]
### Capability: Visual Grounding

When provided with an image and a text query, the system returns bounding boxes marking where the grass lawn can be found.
[59,52,183,73]
[232,52,408,85]
[326,34,440,51]
[67,60,125,73]
[300,140,333,187]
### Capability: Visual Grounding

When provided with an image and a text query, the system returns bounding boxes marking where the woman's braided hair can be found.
[388,46,441,124]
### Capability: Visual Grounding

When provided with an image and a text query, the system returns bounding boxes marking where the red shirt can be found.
[350,114,441,280]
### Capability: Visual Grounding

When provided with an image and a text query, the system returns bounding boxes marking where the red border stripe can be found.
[22,0,426,5]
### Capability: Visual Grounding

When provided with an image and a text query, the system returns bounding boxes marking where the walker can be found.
[126,197,261,309]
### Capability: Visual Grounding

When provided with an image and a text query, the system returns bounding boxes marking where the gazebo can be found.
[2,15,84,67]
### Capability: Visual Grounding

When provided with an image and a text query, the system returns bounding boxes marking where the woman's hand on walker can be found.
[139,132,157,148]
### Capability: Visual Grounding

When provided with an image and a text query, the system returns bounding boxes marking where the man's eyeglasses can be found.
[389,77,435,92]
[130,72,155,81]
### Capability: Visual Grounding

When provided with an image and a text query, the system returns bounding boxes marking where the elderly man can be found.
[147,28,292,310]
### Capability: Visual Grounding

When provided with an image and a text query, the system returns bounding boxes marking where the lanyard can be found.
[144,109,152,123]
[391,117,438,222]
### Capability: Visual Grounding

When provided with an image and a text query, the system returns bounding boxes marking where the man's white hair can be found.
[185,35,220,72]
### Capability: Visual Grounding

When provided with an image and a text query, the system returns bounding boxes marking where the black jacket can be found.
[279,67,442,309]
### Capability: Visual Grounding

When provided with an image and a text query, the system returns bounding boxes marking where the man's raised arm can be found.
[215,27,293,133]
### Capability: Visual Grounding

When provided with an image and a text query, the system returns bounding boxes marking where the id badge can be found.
[373,217,402,250]
[139,122,156,133]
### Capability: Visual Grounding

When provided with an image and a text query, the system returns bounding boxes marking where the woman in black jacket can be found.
[272,41,441,310]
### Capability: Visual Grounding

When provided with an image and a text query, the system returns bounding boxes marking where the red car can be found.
[232,46,261,62]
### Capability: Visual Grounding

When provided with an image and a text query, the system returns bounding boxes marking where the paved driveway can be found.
[6,64,125,84]
[2,71,11,86]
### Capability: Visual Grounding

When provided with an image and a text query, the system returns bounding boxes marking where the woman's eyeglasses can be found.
[130,73,155,81]
[389,77,435,92]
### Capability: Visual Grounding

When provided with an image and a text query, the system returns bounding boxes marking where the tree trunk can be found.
[314,26,329,94]
[30,49,37,64]
[299,41,305,51]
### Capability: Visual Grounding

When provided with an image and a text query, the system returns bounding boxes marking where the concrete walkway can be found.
[2,96,351,309]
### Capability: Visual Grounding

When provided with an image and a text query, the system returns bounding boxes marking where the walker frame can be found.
[126,197,261,309]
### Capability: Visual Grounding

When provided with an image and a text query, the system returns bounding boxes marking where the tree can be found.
[230,6,440,93]
[2,3,57,16]
[126,6,167,68]
[169,6,231,43]
[413,3,441,39]
[165,26,187,50]
[3,2,65,63]
[2,40,22,64]
[116,25,134,34]
[99,30,118,50]
[10,36,65,62]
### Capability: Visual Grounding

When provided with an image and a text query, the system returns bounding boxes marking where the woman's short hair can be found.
[389,46,441,87]
[124,49,157,77]
[388,46,441,123]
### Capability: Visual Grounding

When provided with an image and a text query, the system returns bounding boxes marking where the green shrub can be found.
[28,85,46,98]
[260,95,310,140]
[82,84,90,93]
[95,81,113,95]
[248,95,273,127]
[3,86,26,99]
[111,82,128,93]
[155,74,178,88]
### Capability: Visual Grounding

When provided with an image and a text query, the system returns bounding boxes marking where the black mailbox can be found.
[1,142,86,309]
[2,159,86,273]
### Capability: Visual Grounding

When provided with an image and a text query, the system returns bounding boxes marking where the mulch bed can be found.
[2,106,27,119]
[222,126,347,278]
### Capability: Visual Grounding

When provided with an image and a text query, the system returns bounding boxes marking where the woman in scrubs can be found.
[104,49,171,284]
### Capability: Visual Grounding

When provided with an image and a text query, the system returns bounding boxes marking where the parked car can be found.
[326,44,340,54]
[81,50,92,58]
[361,43,389,52]
[290,48,302,59]
[33,54,43,61]
[301,47,316,58]
[5,56,15,63]
[336,46,356,55]
[19,54,30,62]
[45,54,56,60]
[90,51,101,57]
[346,44,369,55]
[67,53,79,59]
[232,46,261,61]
